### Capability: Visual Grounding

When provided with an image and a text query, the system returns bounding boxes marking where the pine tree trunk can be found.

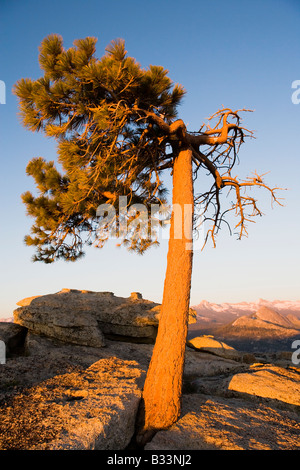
[137,147,194,442]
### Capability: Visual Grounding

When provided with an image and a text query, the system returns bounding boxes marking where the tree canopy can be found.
[14,34,282,263]
[14,35,186,261]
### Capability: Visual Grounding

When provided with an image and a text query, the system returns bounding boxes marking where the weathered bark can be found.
[137,147,194,443]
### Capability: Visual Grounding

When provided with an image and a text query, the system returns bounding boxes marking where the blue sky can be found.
[0,0,299,318]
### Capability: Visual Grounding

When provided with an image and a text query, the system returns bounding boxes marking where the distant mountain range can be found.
[191,299,300,328]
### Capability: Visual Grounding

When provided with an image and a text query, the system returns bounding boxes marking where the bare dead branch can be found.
[186,107,285,249]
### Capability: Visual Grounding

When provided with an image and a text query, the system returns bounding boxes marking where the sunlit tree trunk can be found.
[137,146,194,442]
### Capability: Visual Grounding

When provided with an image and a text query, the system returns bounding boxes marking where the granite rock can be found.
[14,289,196,347]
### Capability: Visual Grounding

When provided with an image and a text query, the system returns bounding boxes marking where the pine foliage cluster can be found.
[14,35,185,262]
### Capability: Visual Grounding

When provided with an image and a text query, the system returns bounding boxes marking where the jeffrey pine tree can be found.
[14,35,282,444]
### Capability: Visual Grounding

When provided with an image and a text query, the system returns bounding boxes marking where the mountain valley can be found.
[189,300,300,352]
